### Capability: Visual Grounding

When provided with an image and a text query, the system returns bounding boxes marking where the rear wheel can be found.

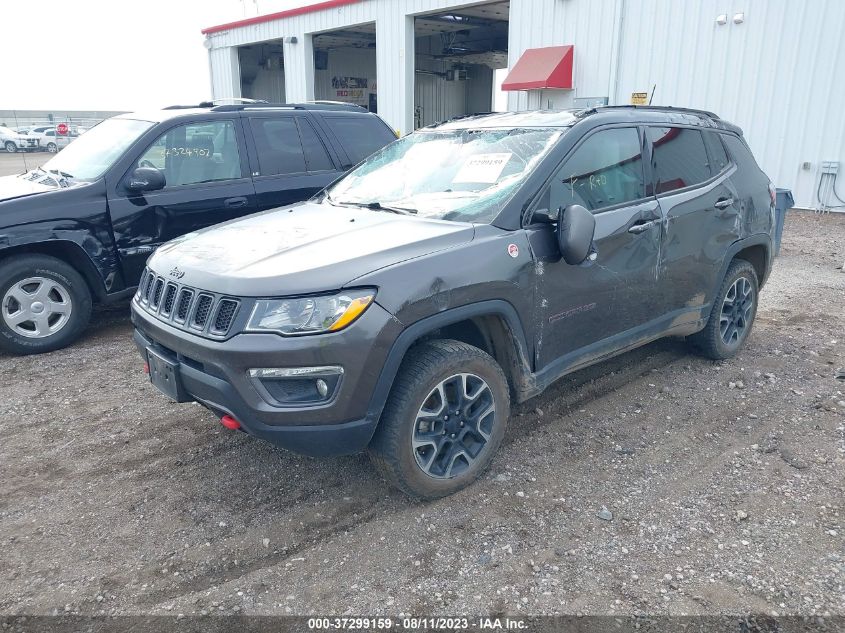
[0,255,92,355]
[47,142,58,153]
[689,258,758,360]
[368,339,510,499]
[4,141,16,153]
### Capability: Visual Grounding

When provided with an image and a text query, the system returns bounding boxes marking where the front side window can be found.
[136,120,243,187]
[41,118,154,180]
[648,126,711,193]
[541,127,646,214]
[326,127,563,224]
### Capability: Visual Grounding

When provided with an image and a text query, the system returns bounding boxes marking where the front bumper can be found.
[131,300,403,456]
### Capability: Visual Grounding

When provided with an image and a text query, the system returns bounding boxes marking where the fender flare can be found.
[364,300,532,424]
[711,233,772,300]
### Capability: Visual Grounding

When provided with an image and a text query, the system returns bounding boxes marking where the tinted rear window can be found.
[721,133,762,172]
[324,115,395,164]
[703,131,730,175]
[647,126,711,193]
[250,117,306,175]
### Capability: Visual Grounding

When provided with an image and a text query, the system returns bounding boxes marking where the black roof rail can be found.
[209,102,369,113]
[580,104,720,119]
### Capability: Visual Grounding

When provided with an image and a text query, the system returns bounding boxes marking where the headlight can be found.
[246,289,375,336]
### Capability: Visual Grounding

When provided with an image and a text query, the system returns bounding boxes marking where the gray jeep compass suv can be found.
[131,106,777,499]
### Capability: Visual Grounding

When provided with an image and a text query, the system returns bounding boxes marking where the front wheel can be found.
[4,141,17,153]
[368,339,510,499]
[689,258,759,360]
[47,142,58,153]
[0,255,93,355]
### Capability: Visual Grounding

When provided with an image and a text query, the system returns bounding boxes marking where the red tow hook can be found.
[220,415,241,430]
[143,362,150,374]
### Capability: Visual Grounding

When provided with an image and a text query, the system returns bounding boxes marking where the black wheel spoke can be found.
[719,276,755,347]
[413,372,496,479]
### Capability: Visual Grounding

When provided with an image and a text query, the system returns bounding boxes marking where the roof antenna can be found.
[648,84,657,105]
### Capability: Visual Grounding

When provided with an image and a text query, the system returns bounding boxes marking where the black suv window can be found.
[647,126,710,193]
[541,127,646,214]
[137,120,243,187]
[297,119,334,172]
[721,133,762,172]
[324,115,396,165]
[704,131,730,175]
[250,118,307,176]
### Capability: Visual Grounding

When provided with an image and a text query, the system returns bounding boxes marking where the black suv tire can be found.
[0,255,92,355]
[368,339,510,499]
[690,258,759,360]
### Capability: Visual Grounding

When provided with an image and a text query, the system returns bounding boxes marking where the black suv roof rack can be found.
[163,100,368,113]
[581,105,720,119]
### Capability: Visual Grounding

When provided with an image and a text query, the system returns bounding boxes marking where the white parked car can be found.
[0,126,40,153]
[30,128,72,153]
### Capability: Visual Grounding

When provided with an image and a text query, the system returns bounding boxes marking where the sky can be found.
[0,0,321,112]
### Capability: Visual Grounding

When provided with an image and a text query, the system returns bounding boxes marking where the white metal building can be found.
[203,0,845,210]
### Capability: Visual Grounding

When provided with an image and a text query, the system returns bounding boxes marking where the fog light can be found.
[316,379,329,398]
[248,366,343,406]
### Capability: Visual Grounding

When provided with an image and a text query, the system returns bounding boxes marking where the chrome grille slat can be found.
[133,267,240,338]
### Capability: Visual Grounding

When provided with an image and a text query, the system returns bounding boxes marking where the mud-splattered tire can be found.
[689,258,758,360]
[368,339,510,500]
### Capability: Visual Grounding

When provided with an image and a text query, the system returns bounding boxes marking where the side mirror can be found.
[127,167,165,193]
[557,204,596,265]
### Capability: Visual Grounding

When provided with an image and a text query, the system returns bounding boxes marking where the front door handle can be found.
[628,219,656,234]
[714,197,734,209]
[224,196,248,209]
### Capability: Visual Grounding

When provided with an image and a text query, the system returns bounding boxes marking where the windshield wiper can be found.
[335,200,418,215]
[48,168,74,179]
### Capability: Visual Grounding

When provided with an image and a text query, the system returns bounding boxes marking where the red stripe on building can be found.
[202,0,361,35]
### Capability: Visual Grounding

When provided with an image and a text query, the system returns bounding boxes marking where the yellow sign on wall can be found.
[631,92,649,105]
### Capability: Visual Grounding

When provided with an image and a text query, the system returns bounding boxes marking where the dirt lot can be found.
[0,212,843,618]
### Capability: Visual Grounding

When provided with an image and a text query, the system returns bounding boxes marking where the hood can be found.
[0,173,67,202]
[148,201,476,297]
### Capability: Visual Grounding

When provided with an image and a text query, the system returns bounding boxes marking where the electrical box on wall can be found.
[446,69,468,82]
[821,161,840,175]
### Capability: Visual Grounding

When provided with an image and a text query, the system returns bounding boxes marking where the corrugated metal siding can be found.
[612,0,845,208]
[208,0,845,207]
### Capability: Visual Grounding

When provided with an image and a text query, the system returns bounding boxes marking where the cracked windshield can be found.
[326,127,563,223]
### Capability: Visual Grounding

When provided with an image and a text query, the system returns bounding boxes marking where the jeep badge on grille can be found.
[169,267,185,279]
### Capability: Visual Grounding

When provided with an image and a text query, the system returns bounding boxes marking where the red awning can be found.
[501,45,574,91]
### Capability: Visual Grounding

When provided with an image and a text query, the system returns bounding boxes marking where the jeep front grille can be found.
[134,268,240,338]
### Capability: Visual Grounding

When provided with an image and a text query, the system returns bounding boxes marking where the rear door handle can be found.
[224,196,248,209]
[714,197,734,209]
[628,219,656,234]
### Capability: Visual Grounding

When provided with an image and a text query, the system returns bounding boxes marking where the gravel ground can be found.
[0,211,843,618]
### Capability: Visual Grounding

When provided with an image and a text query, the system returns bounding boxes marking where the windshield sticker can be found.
[453,153,512,183]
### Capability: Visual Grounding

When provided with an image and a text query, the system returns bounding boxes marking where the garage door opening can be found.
[414,1,509,129]
[238,41,286,102]
[313,22,378,112]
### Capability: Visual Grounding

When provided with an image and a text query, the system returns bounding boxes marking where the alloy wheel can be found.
[412,373,496,479]
[719,276,754,346]
[2,276,73,338]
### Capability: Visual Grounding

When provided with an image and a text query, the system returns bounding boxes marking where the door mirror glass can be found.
[127,167,166,192]
[557,204,596,264]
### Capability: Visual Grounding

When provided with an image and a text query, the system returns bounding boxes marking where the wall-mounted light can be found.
[284,36,298,44]
[716,14,728,25]
[733,12,745,24]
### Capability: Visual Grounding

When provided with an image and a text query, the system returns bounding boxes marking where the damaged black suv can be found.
[132,106,777,499]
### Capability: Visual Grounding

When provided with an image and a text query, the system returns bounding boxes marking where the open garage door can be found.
[238,42,286,102]
[414,1,509,129]
[313,23,378,112]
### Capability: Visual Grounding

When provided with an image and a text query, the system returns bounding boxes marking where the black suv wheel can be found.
[0,255,92,355]
[368,339,510,499]
[690,258,759,360]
